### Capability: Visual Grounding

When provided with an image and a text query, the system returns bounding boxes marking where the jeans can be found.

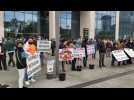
[18,68,25,88]
[0,55,7,70]
[99,53,105,67]
[8,52,15,66]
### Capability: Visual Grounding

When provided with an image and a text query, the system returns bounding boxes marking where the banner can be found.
[124,48,134,58]
[26,53,41,78]
[87,44,95,55]
[59,48,73,61]
[37,40,51,52]
[112,50,129,62]
[73,48,85,58]
[47,60,55,73]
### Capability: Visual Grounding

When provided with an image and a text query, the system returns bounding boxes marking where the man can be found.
[5,37,15,67]
[82,38,88,67]
[98,39,106,68]
[0,40,7,70]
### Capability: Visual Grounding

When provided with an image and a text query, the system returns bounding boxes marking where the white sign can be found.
[87,44,95,55]
[112,50,129,62]
[26,53,41,78]
[47,60,55,73]
[37,40,51,52]
[124,48,134,58]
[73,48,85,58]
[59,48,73,61]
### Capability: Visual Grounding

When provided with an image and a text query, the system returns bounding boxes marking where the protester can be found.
[111,42,118,66]
[24,38,37,85]
[15,41,27,88]
[5,37,16,67]
[106,39,113,57]
[82,38,88,67]
[0,40,7,70]
[98,39,106,68]
[51,39,56,56]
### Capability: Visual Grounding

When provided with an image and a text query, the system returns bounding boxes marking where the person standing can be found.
[82,38,88,67]
[0,40,7,70]
[16,41,27,88]
[98,39,106,68]
[24,38,37,85]
[51,39,56,56]
[106,39,113,57]
[5,37,16,67]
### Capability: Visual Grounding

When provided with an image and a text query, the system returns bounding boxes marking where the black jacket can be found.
[16,48,27,69]
[98,41,106,53]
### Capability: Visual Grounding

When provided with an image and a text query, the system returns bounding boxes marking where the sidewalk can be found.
[0,51,134,88]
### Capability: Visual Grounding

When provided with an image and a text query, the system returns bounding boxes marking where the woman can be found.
[16,41,27,88]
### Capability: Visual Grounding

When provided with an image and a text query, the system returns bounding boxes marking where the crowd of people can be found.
[0,35,55,88]
[58,37,134,71]
[0,34,134,88]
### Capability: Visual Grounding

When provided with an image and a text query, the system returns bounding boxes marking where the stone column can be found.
[0,11,4,40]
[89,11,96,39]
[115,11,120,41]
[49,11,59,40]
[80,11,96,39]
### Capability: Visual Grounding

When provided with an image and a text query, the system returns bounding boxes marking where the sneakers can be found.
[25,81,30,86]
[30,78,36,82]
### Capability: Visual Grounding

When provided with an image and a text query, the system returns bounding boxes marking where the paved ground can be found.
[0,51,134,88]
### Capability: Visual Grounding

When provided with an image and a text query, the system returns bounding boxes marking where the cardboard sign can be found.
[26,53,41,78]
[73,48,85,58]
[47,60,55,73]
[112,50,129,62]
[37,40,51,52]
[59,48,73,61]
[124,48,134,58]
[87,44,95,55]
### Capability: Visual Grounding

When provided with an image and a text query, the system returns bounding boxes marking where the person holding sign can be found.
[16,41,27,88]
[24,38,37,85]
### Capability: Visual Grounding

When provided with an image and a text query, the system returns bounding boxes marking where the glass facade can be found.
[59,11,80,40]
[95,11,116,40]
[119,11,134,39]
[59,11,72,39]
[4,11,49,38]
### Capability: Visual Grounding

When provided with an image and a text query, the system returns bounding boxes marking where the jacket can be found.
[16,48,27,69]
[98,41,106,53]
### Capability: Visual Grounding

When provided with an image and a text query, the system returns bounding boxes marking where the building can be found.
[0,11,134,41]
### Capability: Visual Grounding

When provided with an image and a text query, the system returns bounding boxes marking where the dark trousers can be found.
[8,52,15,66]
[111,54,116,66]
[99,53,105,67]
[83,55,88,67]
[71,58,76,70]
[62,61,65,72]
[0,55,7,70]
[51,48,55,56]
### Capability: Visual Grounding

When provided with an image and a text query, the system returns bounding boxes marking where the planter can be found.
[76,66,82,71]
[89,64,94,69]
[59,73,66,81]
[46,73,54,79]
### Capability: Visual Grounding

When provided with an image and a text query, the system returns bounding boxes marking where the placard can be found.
[112,50,129,62]
[26,53,41,78]
[87,44,95,55]
[124,48,134,58]
[73,48,85,58]
[37,40,51,52]
[59,48,73,61]
[47,60,55,73]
